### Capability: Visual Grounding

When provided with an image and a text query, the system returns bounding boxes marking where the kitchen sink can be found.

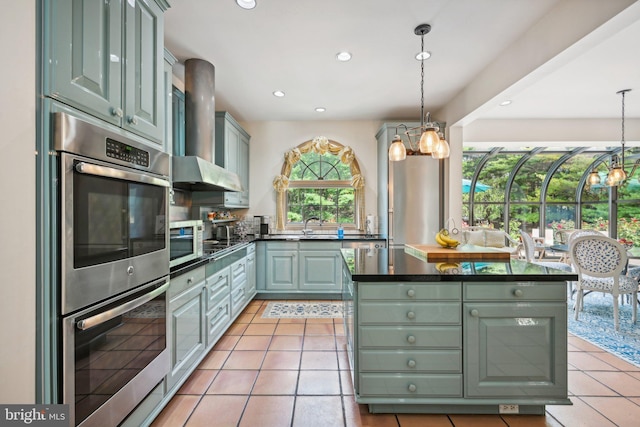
[283,234,339,240]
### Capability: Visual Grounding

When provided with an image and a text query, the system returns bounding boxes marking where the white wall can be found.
[241,120,382,227]
[0,1,36,402]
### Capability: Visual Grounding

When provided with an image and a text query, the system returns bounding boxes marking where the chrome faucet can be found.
[302,217,321,235]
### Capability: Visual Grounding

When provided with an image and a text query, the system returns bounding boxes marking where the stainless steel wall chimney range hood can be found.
[172,58,243,192]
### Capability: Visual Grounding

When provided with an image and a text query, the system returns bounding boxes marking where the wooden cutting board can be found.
[405,244,511,261]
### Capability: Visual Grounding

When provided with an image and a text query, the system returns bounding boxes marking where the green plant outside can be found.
[287,151,355,225]
[463,148,640,249]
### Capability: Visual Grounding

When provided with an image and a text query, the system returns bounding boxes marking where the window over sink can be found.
[273,136,365,231]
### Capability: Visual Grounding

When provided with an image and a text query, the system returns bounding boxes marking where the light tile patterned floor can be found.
[151,300,640,427]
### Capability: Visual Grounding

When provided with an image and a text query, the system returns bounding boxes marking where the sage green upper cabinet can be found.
[215,112,250,207]
[44,0,168,145]
[172,86,185,157]
[163,49,177,155]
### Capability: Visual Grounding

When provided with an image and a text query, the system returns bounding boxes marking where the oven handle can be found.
[75,161,170,188]
[77,280,170,331]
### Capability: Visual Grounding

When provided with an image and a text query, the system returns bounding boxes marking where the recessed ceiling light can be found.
[336,52,352,62]
[499,100,512,106]
[415,51,431,61]
[273,90,285,97]
[315,107,326,113]
[236,0,256,10]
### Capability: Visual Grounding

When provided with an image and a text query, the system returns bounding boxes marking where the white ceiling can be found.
[164,0,640,125]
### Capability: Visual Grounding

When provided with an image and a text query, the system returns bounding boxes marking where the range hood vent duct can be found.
[172,58,243,192]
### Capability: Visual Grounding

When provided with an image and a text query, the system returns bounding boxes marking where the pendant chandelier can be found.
[587,89,639,187]
[388,24,449,162]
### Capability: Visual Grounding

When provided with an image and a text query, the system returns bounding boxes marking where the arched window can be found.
[273,137,365,231]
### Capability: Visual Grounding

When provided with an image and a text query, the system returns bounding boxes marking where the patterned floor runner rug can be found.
[568,292,640,367]
[262,302,344,319]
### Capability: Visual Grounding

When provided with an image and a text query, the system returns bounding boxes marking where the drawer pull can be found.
[406,311,416,320]
[407,335,416,344]
[187,277,193,284]
[407,359,416,368]
[470,309,479,317]
[406,289,415,298]
[408,384,417,392]
[513,289,524,297]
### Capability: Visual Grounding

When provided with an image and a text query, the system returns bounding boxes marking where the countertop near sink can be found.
[257,234,386,242]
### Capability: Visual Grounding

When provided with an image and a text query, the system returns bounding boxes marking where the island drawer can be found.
[464,282,566,301]
[360,350,461,373]
[359,373,462,397]
[359,302,461,325]
[359,326,461,348]
[359,282,461,301]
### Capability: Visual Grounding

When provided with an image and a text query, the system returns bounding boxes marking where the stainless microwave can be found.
[169,220,204,267]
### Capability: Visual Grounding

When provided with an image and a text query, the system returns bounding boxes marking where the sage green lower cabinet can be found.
[205,265,231,348]
[246,244,257,300]
[166,266,206,391]
[347,276,569,414]
[230,257,249,316]
[463,282,568,399]
[265,243,298,291]
[355,282,463,400]
[164,243,256,403]
[299,247,341,292]
[257,241,343,297]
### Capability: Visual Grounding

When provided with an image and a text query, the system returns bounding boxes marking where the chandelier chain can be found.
[621,89,625,146]
[420,32,425,129]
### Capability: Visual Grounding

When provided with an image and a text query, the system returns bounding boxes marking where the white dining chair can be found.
[520,230,571,269]
[520,231,574,296]
[570,235,637,331]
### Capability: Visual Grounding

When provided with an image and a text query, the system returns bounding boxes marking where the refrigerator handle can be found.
[388,208,393,244]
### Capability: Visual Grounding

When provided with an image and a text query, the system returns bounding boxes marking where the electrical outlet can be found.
[499,404,519,414]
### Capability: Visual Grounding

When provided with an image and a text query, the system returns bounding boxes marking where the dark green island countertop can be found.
[341,247,578,282]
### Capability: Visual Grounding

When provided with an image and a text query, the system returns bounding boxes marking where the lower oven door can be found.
[62,277,170,427]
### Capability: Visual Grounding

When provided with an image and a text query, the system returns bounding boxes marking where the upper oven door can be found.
[61,152,170,315]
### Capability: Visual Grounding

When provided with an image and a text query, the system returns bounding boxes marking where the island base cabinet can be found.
[464,302,567,398]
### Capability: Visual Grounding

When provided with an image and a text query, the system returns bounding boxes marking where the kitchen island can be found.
[341,247,577,415]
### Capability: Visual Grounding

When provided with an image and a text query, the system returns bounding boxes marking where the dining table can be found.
[548,244,570,263]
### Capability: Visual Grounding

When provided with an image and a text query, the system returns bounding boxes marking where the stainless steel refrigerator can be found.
[387,156,443,248]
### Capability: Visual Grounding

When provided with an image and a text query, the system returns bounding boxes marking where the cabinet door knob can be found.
[408,384,417,392]
[407,311,416,320]
[407,359,416,368]
[187,277,193,284]
[110,107,123,117]
[407,335,416,344]
[513,289,524,297]
[406,289,415,298]
[470,309,479,317]
[127,116,138,125]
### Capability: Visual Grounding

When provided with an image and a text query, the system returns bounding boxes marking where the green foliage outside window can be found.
[463,147,640,250]
[287,151,355,225]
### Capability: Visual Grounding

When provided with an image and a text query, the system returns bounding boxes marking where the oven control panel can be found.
[106,138,149,167]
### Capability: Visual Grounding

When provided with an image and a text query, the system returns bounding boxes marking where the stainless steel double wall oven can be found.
[55,112,171,427]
